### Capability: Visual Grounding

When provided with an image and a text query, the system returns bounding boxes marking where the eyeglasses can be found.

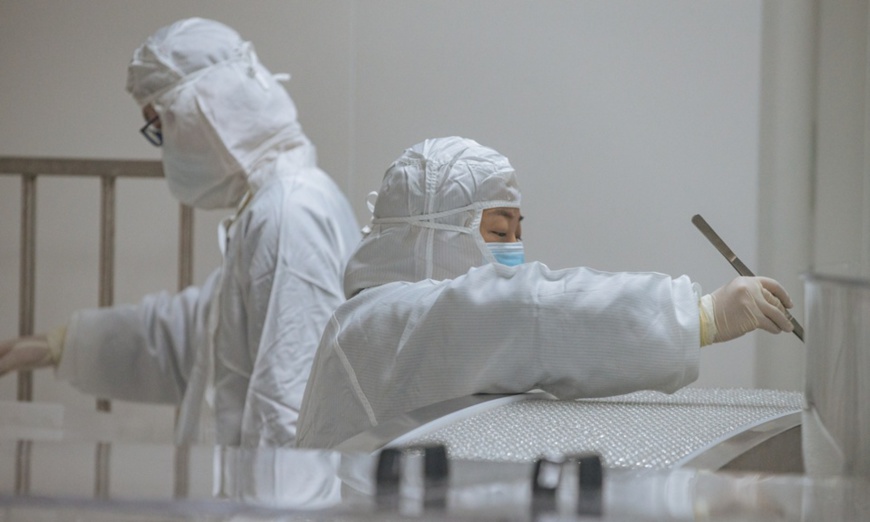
[139,115,163,147]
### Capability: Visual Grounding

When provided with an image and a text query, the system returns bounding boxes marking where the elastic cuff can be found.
[699,294,717,347]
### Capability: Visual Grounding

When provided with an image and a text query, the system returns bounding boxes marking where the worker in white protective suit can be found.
[0,18,361,447]
[294,136,795,449]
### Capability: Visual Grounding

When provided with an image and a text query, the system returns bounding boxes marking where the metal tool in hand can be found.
[691,214,805,342]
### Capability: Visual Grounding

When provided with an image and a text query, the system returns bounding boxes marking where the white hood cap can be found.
[126,18,313,206]
[344,137,521,298]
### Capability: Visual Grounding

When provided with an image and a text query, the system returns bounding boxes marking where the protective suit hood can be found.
[126,17,315,208]
[344,136,521,298]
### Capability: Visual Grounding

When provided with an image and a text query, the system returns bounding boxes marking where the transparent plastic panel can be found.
[803,267,870,477]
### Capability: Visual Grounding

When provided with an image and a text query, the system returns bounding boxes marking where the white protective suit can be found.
[56,18,361,447]
[295,137,701,448]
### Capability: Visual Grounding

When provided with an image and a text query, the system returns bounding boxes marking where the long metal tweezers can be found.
[692,214,804,342]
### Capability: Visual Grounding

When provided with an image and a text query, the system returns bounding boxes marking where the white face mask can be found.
[486,242,525,266]
[157,87,248,209]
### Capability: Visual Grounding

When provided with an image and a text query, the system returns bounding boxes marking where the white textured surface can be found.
[403,388,803,468]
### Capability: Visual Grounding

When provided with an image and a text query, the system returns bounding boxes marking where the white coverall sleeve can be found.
[387,263,702,401]
[297,262,702,448]
[56,270,219,404]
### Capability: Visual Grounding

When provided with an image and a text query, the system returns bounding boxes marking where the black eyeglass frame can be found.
[140,115,163,147]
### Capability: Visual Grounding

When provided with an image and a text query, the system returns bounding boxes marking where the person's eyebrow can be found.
[491,208,522,220]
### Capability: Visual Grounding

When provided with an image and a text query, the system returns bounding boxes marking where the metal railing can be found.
[0,156,194,499]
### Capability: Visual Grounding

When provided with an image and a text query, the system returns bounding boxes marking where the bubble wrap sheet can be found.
[401,388,803,469]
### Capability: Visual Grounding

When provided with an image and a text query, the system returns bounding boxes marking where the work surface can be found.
[395,388,804,468]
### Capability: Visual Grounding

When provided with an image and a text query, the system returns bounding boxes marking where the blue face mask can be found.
[486,242,525,267]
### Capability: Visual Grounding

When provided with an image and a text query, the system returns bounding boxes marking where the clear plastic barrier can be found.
[803,266,870,477]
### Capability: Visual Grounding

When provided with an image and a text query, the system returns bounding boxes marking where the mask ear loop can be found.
[241,41,270,90]
[361,191,379,235]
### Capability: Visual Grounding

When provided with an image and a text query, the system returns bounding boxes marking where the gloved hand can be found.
[699,276,794,346]
[0,325,67,377]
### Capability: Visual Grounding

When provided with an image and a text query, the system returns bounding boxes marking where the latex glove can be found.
[699,276,794,346]
[0,325,67,377]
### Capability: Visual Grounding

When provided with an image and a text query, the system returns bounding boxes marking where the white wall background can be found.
[0,0,831,431]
